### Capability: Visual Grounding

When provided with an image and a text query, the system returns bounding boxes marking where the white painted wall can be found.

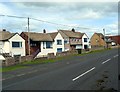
[0,41,10,53]
[0,55,5,60]
[37,42,54,57]
[3,42,10,53]
[0,41,3,49]
[37,33,64,57]
[9,34,25,57]
[54,32,65,54]
[82,34,90,49]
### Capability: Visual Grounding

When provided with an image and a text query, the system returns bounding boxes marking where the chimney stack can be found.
[3,29,6,32]
[43,29,46,33]
[71,28,75,32]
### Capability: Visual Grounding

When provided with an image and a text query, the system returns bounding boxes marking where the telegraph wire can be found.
[0,14,101,31]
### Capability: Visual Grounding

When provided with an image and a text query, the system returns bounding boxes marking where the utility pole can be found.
[28,17,30,55]
[103,28,106,49]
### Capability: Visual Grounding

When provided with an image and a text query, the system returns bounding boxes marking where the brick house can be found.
[108,35,120,45]
[90,33,107,48]
[20,29,90,58]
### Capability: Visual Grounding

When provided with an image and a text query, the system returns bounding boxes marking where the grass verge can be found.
[1,65,28,72]
[1,48,111,72]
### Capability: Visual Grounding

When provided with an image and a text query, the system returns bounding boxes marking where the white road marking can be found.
[113,54,118,58]
[16,73,25,77]
[72,67,95,81]
[31,70,38,73]
[27,70,38,74]
[102,58,111,64]
[27,71,32,74]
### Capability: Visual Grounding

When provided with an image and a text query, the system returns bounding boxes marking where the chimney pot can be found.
[72,28,75,32]
[43,29,46,33]
[3,29,6,31]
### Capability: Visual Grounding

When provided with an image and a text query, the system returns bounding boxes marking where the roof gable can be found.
[0,31,15,41]
[48,32,58,40]
[95,33,104,38]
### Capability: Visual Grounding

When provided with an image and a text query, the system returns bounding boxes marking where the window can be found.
[64,40,68,44]
[57,48,62,52]
[84,38,87,42]
[57,40,62,45]
[12,42,22,48]
[46,42,52,48]
[30,42,37,47]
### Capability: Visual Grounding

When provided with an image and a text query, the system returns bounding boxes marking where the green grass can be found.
[76,49,110,56]
[21,54,75,65]
[21,48,111,65]
[1,48,112,72]
[1,65,28,72]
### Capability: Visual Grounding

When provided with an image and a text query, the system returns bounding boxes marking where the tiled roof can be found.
[23,32,53,41]
[49,32,58,40]
[58,30,83,38]
[95,33,104,38]
[0,31,15,41]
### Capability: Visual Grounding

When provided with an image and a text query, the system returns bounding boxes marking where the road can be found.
[2,48,119,91]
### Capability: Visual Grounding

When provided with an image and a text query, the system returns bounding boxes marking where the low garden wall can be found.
[2,55,33,66]
[47,50,79,59]
[3,48,107,66]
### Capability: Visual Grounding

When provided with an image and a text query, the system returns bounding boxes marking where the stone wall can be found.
[2,55,33,66]
[2,57,15,66]
[90,46,104,51]
[56,50,78,57]
[47,53,55,59]
[20,55,33,62]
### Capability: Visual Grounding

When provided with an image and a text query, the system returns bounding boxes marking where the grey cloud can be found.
[16,2,118,20]
[19,2,118,13]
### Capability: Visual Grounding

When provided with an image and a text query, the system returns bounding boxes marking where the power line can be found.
[31,18,97,30]
[0,14,101,30]
[0,14,27,19]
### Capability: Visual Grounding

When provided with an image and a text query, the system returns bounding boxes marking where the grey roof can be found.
[0,31,15,41]
[23,32,54,41]
[58,30,84,38]
[48,32,58,40]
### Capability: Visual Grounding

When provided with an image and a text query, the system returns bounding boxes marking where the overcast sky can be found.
[0,0,118,38]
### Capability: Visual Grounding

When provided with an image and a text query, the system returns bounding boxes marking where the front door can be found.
[84,45,88,49]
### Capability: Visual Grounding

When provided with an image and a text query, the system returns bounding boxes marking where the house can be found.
[21,29,90,58]
[108,35,120,46]
[0,29,25,57]
[20,30,64,58]
[58,28,90,51]
[90,33,106,47]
